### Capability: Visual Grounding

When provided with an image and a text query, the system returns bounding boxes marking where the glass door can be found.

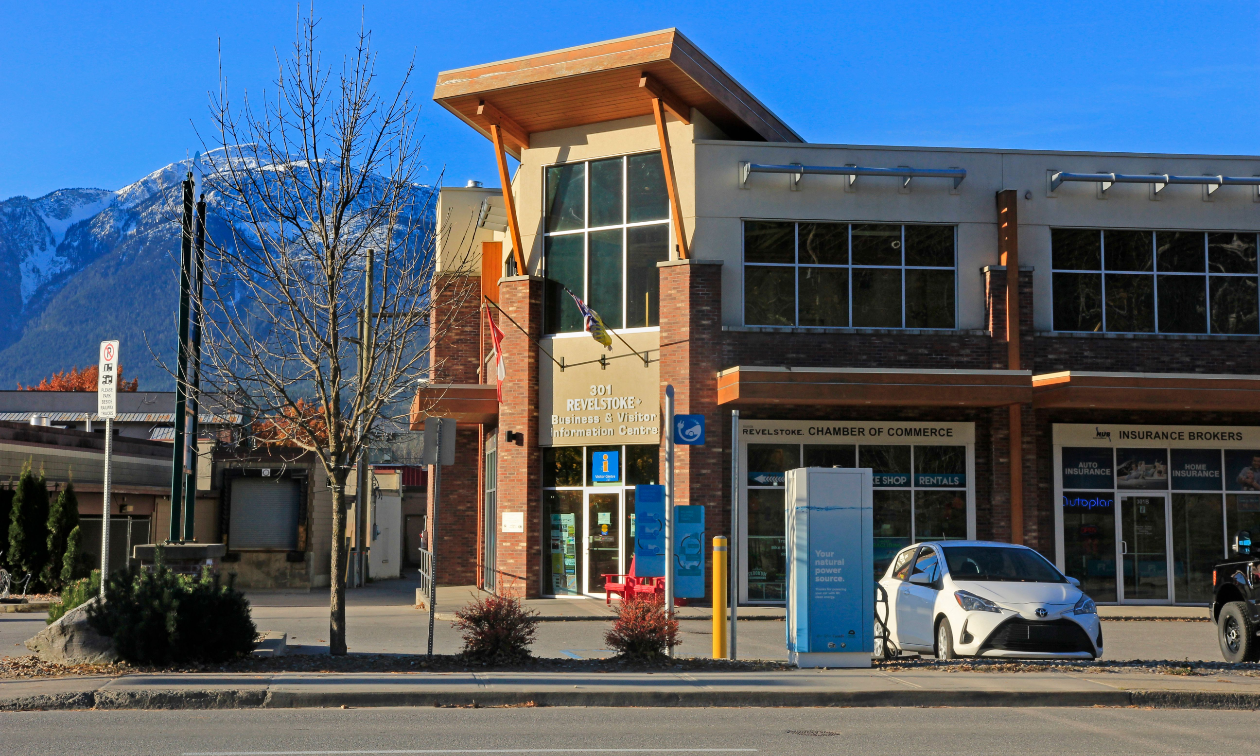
[1119,494,1171,603]
[586,492,620,594]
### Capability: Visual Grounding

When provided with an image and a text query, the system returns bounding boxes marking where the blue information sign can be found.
[633,485,666,577]
[673,505,705,598]
[674,414,706,445]
[591,450,620,483]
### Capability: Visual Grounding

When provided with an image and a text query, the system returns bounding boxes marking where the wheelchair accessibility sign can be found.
[673,414,705,445]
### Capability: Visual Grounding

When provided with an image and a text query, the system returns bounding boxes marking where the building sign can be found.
[538,331,660,447]
[591,450,620,483]
[1170,449,1223,491]
[634,484,666,577]
[1061,447,1114,489]
[1061,492,1115,511]
[673,505,705,598]
[1054,424,1260,447]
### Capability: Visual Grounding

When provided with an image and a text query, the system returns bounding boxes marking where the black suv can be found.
[1212,531,1260,662]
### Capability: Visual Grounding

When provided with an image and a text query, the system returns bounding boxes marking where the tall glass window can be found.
[743,221,956,329]
[1051,228,1259,334]
[543,153,671,334]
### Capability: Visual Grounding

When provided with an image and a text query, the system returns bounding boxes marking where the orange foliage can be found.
[253,399,331,448]
[18,365,138,392]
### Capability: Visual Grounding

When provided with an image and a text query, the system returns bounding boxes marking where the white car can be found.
[875,540,1102,660]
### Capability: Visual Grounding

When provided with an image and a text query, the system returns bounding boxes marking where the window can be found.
[1052,228,1259,334]
[543,154,671,334]
[743,221,956,329]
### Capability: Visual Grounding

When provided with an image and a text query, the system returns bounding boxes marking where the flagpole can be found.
[559,286,651,367]
[481,297,565,370]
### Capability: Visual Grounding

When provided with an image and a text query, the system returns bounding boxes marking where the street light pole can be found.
[664,384,675,658]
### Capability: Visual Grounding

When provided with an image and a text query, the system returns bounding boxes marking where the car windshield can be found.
[941,546,1067,583]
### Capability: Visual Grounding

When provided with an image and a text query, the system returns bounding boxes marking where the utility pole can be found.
[181,193,207,541]
[168,174,194,542]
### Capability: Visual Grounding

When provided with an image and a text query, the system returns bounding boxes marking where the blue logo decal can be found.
[674,414,706,445]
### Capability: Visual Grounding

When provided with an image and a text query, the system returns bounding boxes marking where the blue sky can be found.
[3,2,1258,199]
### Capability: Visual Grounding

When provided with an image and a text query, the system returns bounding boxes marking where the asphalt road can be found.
[4,706,1260,755]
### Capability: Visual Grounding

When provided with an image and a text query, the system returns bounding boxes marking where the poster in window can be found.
[1226,450,1260,492]
[549,513,577,594]
[1115,448,1168,490]
[1061,447,1114,489]
[1170,449,1223,491]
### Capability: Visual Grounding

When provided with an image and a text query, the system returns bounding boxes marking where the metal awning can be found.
[410,384,499,426]
[1050,171,1260,197]
[740,162,966,191]
[1033,371,1260,411]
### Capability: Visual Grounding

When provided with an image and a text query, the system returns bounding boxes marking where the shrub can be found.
[44,482,83,590]
[604,595,679,661]
[88,557,257,665]
[47,570,101,624]
[60,524,91,586]
[452,593,539,665]
[8,461,50,591]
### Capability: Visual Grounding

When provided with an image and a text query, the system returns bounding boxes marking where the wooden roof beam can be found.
[477,100,530,152]
[639,73,691,124]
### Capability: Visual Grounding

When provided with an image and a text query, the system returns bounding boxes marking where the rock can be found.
[24,597,117,664]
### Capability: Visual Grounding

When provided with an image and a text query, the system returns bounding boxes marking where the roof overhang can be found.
[433,29,801,159]
[717,367,1033,407]
[410,384,498,427]
[1033,371,1260,411]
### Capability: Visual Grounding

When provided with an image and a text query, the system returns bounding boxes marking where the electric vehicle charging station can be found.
[785,467,874,668]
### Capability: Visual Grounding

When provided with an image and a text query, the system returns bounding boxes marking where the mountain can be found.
[0,152,434,392]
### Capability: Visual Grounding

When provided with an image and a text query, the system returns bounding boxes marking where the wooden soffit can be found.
[410,384,498,427]
[1033,371,1260,412]
[433,29,802,158]
[717,367,1033,408]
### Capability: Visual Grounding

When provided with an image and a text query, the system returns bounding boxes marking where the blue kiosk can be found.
[785,467,875,668]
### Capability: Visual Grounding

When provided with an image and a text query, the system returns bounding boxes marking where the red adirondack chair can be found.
[602,556,638,605]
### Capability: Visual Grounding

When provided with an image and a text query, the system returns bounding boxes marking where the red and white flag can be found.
[486,307,506,402]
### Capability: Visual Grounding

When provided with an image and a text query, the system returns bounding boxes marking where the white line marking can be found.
[184,750,758,755]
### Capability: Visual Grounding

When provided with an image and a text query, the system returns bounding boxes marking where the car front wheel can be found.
[1219,601,1260,663]
[935,617,957,660]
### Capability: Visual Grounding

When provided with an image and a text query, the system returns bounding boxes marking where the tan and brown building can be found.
[415,29,1260,606]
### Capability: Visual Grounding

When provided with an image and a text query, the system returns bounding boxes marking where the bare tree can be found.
[196,14,474,654]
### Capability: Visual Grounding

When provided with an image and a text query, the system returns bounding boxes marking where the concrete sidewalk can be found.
[4,667,1260,711]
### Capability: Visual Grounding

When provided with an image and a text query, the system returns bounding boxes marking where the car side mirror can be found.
[1235,530,1252,556]
[1066,576,1080,588]
[908,571,932,586]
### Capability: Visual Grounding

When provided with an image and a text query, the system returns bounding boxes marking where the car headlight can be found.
[954,590,1001,613]
[1072,594,1097,615]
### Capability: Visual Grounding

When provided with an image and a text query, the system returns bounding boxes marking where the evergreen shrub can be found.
[44,482,83,590]
[46,570,101,624]
[88,555,256,665]
[452,593,539,664]
[8,461,50,591]
[603,594,679,661]
[60,524,91,586]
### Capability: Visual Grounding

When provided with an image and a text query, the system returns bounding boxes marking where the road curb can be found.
[6,687,1260,711]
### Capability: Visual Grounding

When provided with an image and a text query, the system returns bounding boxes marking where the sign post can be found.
[729,409,740,659]
[97,340,119,597]
[422,417,455,657]
[663,385,675,657]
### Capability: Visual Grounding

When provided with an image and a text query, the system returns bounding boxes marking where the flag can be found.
[566,288,613,350]
[486,307,506,402]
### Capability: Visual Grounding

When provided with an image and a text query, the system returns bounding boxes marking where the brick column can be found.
[427,273,483,585]
[494,275,543,598]
[658,259,725,600]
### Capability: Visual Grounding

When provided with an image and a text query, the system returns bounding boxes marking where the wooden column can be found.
[642,74,691,260]
[478,100,529,276]
[997,189,1024,545]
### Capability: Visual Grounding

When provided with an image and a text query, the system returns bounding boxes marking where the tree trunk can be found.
[328,467,349,655]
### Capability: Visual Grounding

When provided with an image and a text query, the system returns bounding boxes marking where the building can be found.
[414,29,1260,607]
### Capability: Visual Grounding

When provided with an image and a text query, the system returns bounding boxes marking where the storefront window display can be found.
[541,444,658,597]
[1055,424,1260,605]
[740,421,975,604]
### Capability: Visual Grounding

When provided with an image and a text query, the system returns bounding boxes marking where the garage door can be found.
[230,477,300,549]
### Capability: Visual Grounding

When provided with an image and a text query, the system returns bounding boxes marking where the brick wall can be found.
[428,426,480,586]
[430,274,483,384]
[494,276,543,598]
[659,260,727,600]
[1035,333,1260,375]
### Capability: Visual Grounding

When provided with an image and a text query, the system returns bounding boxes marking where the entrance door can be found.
[586,492,620,594]
[1119,494,1171,603]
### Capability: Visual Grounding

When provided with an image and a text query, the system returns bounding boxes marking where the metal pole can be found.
[427,419,442,658]
[712,536,727,659]
[664,385,675,658]
[182,194,206,542]
[357,250,374,588]
[168,173,194,542]
[100,418,112,597]
[729,409,740,659]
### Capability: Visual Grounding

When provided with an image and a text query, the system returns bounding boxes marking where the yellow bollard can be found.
[713,536,728,659]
